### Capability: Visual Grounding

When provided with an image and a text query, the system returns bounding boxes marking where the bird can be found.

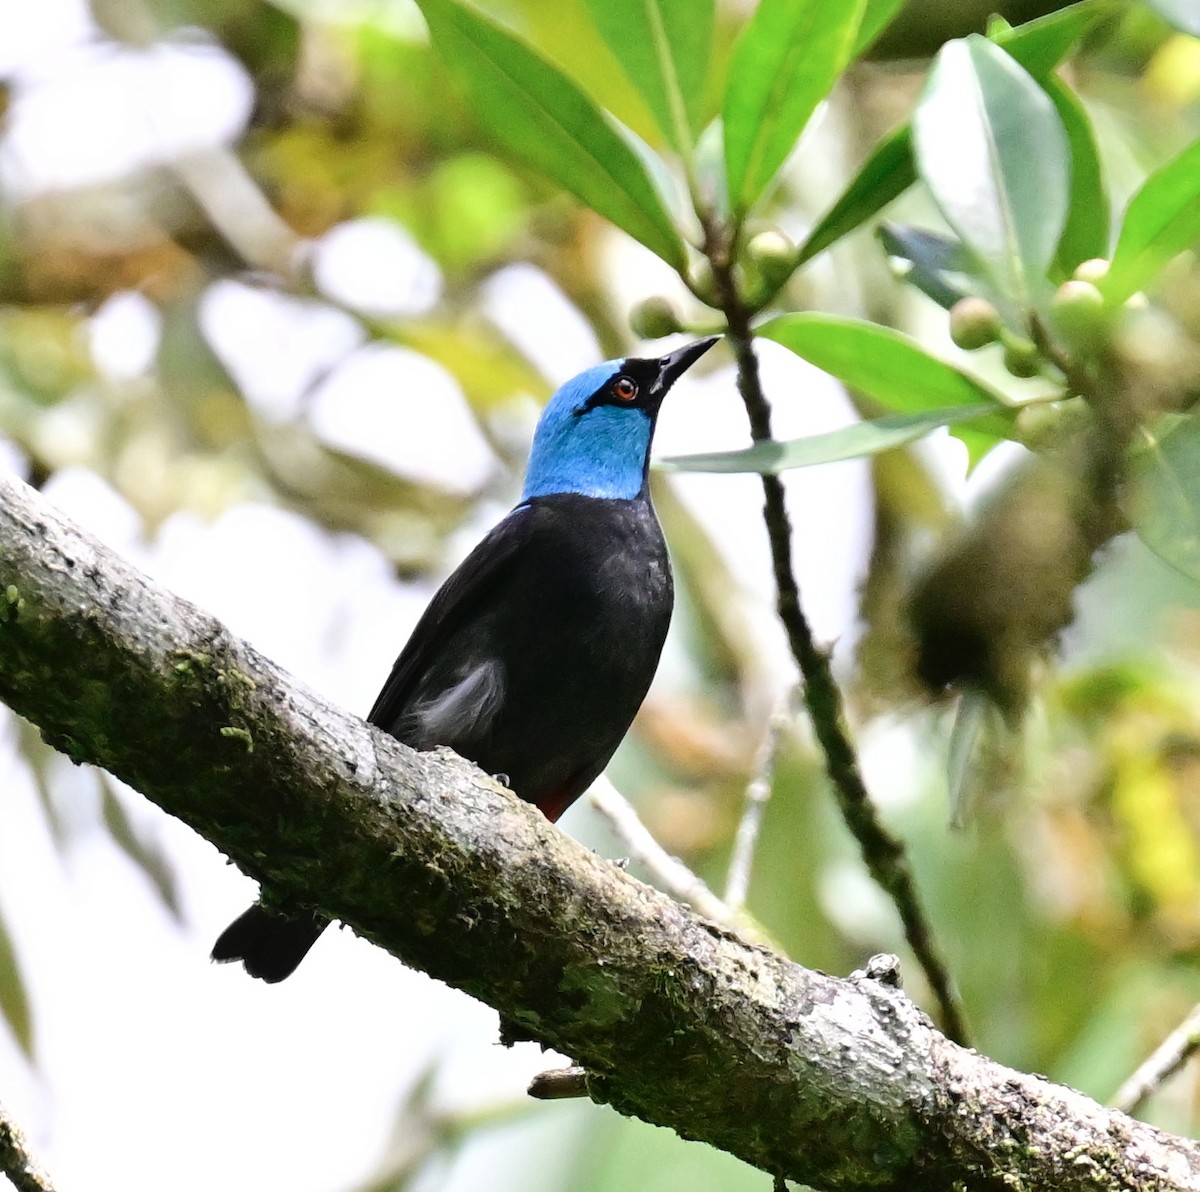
[211,336,719,982]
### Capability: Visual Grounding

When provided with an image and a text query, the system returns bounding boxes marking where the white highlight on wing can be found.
[409,659,505,746]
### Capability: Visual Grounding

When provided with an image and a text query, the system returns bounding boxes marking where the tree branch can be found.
[0,1100,56,1192]
[705,245,969,1046]
[1112,1003,1200,1117]
[724,686,795,910]
[0,471,1197,1190]
[588,776,775,947]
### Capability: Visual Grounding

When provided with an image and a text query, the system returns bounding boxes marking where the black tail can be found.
[211,904,326,983]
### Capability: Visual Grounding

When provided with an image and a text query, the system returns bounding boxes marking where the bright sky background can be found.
[0,3,1024,1190]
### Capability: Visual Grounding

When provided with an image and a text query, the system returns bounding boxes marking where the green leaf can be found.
[878,223,975,309]
[101,778,184,920]
[1131,414,1200,585]
[759,312,1011,421]
[947,690,994,829]
[990,0,1109,80]
[794,6,1101,266]
[415,0,687,269]
[723,0,865,214]
[660,404,996,474]
[582,0,713,148]
[508,0,663,142]
[798,126,915,266]
[0,906,32,1058]
[913,35,1070,310]
[1045,75,1110,274]
[1102,137,1200,306]
[1144,0,1200,35]
[853,0,908,55]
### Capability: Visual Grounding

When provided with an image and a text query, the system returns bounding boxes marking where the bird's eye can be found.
[612,376,638,402]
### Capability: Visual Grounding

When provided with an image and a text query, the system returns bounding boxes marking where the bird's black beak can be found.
[650,336,719,396]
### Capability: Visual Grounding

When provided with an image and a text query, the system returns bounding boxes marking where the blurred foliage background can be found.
[2,0,1200,1189]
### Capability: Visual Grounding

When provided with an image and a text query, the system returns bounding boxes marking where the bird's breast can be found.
[394,491,673,817]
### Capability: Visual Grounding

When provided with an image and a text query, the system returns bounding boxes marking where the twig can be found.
[706,227,969,1046]
[359,1077,533,1192]
[1112,1003,1200,1116]
[0,1101,56,1192]
[528,1066,589,1100]
[724,687,796,909]
[171,147,304,280]
[588,778,771,945]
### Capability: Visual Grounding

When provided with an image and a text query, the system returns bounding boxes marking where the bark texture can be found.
[0,472,1196,1191]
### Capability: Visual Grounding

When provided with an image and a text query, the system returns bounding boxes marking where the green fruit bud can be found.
[1014,403,1060,448]
[1014,397,1090,449]
[948,297,1003,350]
[1051,279,1107,344]
[629,296,682,340]
[1072,258,1110,285]
[1003,340,1041,378]
[689,259,718,307]
[747,230,796,286]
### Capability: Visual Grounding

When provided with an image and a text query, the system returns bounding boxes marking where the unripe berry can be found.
[689,259,718,307]
[1003,340,1041,378]
[629,296,682,340]
[1014,403,1061,448]
[746,230,796,288]
[1050,279,1107,343]
[1072,258,1110,285]
[1015,398,1089,448]
[949,297,1003,350]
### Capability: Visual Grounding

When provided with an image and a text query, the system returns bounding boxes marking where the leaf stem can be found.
[705,217,970,1045]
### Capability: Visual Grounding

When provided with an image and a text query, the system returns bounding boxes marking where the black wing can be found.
[366,502,537,730]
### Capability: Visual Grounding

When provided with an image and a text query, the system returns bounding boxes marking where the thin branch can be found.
[705,227,969,1046]
[357,1080,531,1192]
[528,1066,589,1100]
[0,1101,56,1192]
[3,473,1200,1189]
[588,777,770,944]
[171,148,304,279]
[724,687,796,910]
[1112,1003,1200,1116]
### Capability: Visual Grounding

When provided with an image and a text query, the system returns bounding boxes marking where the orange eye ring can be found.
[613,376,638,402]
